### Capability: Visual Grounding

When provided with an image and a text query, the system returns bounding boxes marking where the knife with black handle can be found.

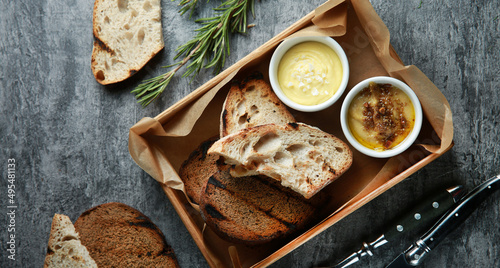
[385,174,500,268]
[331,185,465,268]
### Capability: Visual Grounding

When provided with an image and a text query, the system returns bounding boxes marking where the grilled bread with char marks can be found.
[208,123,353,199]
[200,164,324,245]
[221,72,296,137]
[178,137,219,205]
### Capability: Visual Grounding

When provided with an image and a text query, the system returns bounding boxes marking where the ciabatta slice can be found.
[91,0,164,84]
[44,214,97,268]
[221,72,296,137]
[208,123,353,199]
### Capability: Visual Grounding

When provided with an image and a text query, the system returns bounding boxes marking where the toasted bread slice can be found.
[221,72,296,137]
[178,137,220,205]
[200,164,323,245]
[44,214,97,268]
[208,123,353,199]
[74,202,179,268]
[91,0,164,84]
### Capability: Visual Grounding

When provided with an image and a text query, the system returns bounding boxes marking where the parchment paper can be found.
[128,0,453,267]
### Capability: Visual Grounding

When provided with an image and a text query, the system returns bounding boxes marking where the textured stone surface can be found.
[0,0,499,267]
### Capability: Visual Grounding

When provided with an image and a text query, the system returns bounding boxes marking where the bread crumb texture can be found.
[209,123,353,199]
[44,214,98,268]
[221,76,296,137]
[92,0,164,84]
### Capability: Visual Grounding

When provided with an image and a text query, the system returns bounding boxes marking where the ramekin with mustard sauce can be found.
[340,76,423,158]
[269,36,349,112]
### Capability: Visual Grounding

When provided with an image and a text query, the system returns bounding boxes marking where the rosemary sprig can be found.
[178,0,202,18]
[132,0,255,107]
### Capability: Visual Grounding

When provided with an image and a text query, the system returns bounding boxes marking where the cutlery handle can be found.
[421,174,500,250]
[384,187,459,242]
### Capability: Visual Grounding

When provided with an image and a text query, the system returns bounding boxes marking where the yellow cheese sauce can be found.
[277,41,343,106]
[348,82,415,151]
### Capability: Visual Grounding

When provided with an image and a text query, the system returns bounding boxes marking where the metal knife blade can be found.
[385,174,500,268]
[331,185,465,268]
[385,252,414,268]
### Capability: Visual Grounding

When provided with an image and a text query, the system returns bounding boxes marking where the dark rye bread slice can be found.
[178,136,219,205]
[74,202,179,268]
[220,72,296,137]
[200,164,325,245]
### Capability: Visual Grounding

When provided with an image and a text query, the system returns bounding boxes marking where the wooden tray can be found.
[129,0,454,267]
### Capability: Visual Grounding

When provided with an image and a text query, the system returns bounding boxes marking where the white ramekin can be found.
[269,36,349,112]
[340,76,423,158]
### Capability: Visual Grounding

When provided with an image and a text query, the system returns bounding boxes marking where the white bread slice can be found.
[208,123,353,199]
[221,72,296,137]
[44,214,97,268]
[91,0,164,84]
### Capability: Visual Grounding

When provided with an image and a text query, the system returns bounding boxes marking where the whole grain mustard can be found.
[348,82,415,151]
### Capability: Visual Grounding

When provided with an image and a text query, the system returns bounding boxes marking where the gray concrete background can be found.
[1,0,499,267]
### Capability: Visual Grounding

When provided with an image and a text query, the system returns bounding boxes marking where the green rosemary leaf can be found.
[133,0,256,107]
[162,60,183,69]
[250,0,255,17]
